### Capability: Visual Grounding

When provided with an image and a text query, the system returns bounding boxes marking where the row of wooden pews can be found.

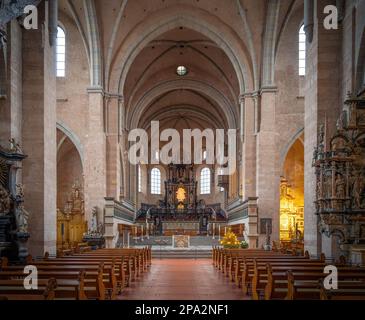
[0,247,151,300]
[212,247,365,300]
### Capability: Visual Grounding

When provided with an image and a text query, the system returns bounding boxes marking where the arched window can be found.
[200,168,211,194]
[218,168,224,192]
[138,165,142,193]
[151,168,161,194]
[56,26,66,77]
[298,25,306,76]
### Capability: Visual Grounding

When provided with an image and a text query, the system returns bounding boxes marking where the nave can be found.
[121,259,246,300]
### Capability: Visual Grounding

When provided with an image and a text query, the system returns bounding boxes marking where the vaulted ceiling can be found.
[58,0,304,130]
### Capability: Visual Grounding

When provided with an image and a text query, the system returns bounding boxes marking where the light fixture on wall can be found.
[176,65,188,76]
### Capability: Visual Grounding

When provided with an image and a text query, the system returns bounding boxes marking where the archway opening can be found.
[56,129,85,251]
[279,135,304,247]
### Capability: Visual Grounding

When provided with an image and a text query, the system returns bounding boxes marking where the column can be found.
[22,3,57,256]
[84,87,107,223]
[241,94,257,199]
[0,21,23,147]
[106,95,122,200]
[256,87,280,247]
[304,0,341,258]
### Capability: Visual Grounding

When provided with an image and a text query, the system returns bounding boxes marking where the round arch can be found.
[107,5,254,95]
[128,79,237,130]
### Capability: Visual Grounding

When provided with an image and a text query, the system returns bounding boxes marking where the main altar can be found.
[136,164,227,236]
[173,235,190,248]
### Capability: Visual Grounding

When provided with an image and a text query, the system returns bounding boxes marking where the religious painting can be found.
[260,218,272,235]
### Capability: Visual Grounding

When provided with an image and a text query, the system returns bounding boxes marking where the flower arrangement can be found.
[220,228,241,248]
[240,240,249,249]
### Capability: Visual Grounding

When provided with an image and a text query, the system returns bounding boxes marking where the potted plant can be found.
[240,240,249,249]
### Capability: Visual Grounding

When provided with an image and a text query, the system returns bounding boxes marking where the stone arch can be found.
[57,121,84,167]
[356,27,365,93]
[262,0,280,87]
[141,106,223,131]
[57,130,84,211]
[108,5,254,94]
[280,128,304,173]
[128,79,237,130]
[83,0,102,87]
[0,32,7,98]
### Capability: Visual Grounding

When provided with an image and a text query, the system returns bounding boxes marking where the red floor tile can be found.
[119,259,249,300]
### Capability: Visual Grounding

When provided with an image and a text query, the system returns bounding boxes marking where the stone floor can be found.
[119,259,249,300]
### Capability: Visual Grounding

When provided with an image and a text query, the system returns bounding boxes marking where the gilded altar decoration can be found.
[57,181,87,250]
[176,187,186,203]
[279,177,304,241]
[0,183,11,216]
[313,92,365,258]
[0,142,28,261]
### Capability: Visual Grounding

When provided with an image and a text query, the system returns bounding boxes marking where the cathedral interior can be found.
[0,0,365,303]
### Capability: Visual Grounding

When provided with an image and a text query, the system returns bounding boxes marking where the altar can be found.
[172,235,190,248]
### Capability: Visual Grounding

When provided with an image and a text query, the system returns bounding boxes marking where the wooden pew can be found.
[0,278,57,300]
[0,264,106,300]
[285,269,365,300]
[265,265,365,300]
[319,279,365,300]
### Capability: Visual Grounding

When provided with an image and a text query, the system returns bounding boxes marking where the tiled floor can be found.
[119,259,249,300]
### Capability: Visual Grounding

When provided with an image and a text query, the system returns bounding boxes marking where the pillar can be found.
[241,94,257,199]
[304,0,341,258]
[0,20,23,146]
[22,3,57,256]
[84,87,107,224]
[106,95,122,200]
[256,87,280,247]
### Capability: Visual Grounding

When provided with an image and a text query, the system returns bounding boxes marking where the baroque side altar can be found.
[57,182,87,250]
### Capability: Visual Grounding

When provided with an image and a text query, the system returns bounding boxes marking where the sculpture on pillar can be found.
[14,184,29,233]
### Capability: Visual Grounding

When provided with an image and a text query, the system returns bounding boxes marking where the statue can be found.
[15,204,29,233]
[317,124,325,155]
[0,184,11,215]
[9,138,22,153]
[90,206,98,233]
[335,174,345,199]
[97,222,104,235]
[64,182,85,215]
[71,186,84,214]
[351,172,364,209]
